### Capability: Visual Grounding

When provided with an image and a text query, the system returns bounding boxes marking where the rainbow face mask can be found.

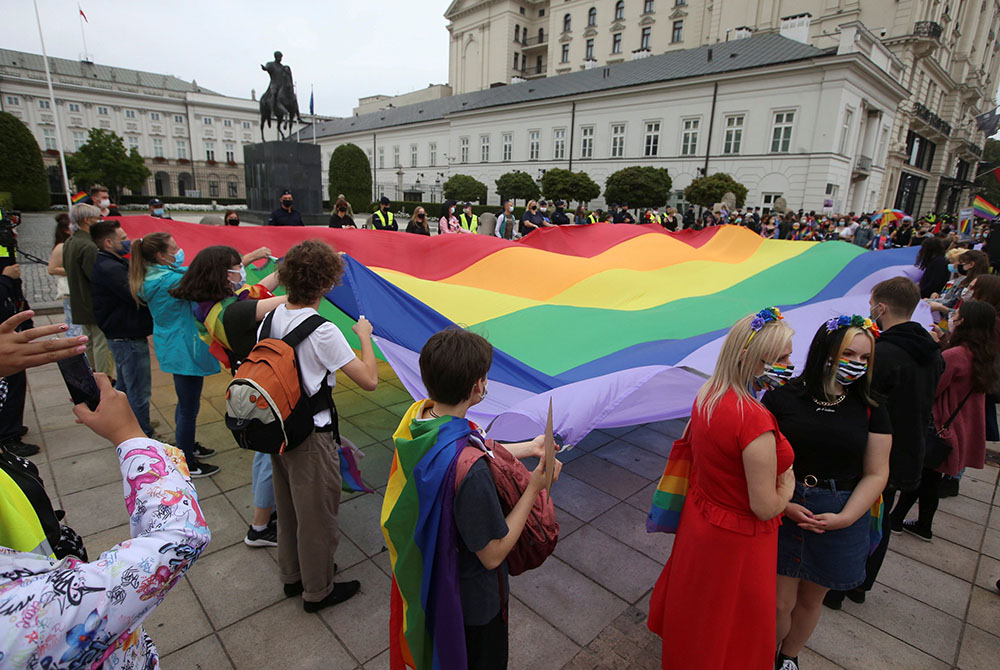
[756,362,794,391]
[836,358,867,385]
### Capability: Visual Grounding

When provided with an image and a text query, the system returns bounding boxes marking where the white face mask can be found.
[98,198,110,208]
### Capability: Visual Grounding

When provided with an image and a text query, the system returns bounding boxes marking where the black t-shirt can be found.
[762,385,891,481]
[454,458,509,626]
[221,299,262,373]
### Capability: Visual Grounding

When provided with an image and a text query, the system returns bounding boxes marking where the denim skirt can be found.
[777,481,870,590]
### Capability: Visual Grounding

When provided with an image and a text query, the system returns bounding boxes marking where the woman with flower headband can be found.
[647,307,796,670]
[763,315,891,670]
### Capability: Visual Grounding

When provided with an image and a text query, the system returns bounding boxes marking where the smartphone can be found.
[57,354,101,411]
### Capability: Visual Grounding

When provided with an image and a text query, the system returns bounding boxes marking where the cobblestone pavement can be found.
[14,211,62,309]
[19,298,1000,670]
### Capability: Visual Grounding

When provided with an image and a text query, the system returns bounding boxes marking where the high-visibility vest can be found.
[648,213,662,224]
[460,213,479,233]
[0,468,54,558]
[587,213,599,224]
[372,210,395,230]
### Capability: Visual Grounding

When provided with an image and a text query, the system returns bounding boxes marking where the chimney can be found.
[707,48,713,62]
[780,13,811,44]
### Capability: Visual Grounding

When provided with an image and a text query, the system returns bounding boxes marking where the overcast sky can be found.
[8,0,451,118]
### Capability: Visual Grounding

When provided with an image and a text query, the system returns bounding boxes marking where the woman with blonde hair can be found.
[647,307,796,669]
[764,316,891,670]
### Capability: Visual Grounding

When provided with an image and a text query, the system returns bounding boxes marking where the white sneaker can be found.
[779,659,799,670]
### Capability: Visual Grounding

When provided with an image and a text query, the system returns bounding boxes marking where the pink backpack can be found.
[455,433,559,576]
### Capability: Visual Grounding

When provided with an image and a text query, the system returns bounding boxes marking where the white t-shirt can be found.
[257,304,355,427]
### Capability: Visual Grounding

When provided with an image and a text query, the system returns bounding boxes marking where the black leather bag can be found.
[924,390,973,470]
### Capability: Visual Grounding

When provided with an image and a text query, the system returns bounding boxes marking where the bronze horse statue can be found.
[260,51,303,141]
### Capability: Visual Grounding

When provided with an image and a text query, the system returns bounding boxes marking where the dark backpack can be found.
[455,433,559,576]
[225,312,334,454]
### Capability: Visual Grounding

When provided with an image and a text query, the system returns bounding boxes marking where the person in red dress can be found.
[648,307,796,669]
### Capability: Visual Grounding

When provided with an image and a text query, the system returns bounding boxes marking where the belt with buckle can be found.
[798,475,859,491]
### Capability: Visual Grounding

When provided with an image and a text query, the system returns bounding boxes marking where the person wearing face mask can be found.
[63,203,115,379]
[147,198,172,220]
[852,217,875,249]
[329,197,356,229]
[926,250,990,319]
[439,199,471,235]
[494,200,516,239]
[169,244,287,546]
[887,300,997,544]
[406,206,430,235]
[90,220,155,439]
[90,184,120,217]
[371,195,398,231]
[537,199,551,224]
[647,307,795,670]
[824,277,943,609]
[129,233,221,478]
[518,199,548,236]
[763,316,891,670]
[268,189,304,226]
[224,209,241,226]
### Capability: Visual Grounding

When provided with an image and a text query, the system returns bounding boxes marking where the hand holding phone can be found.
[58,354,102,411]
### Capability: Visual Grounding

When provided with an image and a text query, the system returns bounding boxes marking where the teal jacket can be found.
[140,264,219,377]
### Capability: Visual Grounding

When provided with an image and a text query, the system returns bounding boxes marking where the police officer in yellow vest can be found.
[586,210,601,224]
[459,202,479,234]
[371,196,398,231]
[646,207,663,225]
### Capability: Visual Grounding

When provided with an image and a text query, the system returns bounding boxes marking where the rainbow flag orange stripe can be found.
[973,196,999,220]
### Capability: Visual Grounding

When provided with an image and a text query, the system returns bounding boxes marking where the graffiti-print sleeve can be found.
[0,438,211,669]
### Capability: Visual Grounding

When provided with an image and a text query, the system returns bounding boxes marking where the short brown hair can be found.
[973,274,1000,316]
[278,239,344,305]
[419,329,493,405]
[871,276,920,318]
[89,184,108,198]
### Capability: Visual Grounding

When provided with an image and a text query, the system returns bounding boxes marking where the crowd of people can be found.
[1,187,999,670]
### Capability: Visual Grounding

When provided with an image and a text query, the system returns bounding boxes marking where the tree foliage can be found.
[603,166,672,207]
[328,143,372,209]
[495,171,540,205]
[65,129,150,200]
[977,138,1000,207]
[540,168,601,204]
[443,173,487,203]
[0,111,51,210]
[683,172,748,209]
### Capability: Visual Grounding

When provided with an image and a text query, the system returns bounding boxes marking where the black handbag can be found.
[925,390,973,470]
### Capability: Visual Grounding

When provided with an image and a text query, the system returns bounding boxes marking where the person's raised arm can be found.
[742,431,795,521]
[254,295,289,321]
[339,317,378,391]
[241,247,272,267]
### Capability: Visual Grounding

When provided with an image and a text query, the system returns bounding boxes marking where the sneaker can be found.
[244,524,278,548]
[194,442,216,458]
[1,438,40,458]
[822,591,844,610]
[902,520,932,542]
[188,462,221,478]
[775,653,798,670]
[303,580,360,613]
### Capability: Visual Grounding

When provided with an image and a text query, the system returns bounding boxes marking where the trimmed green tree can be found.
[684,172,748,209]
[603,166,672,208]
[541,168,602,205]
[328,143,372,209]
[495,171,540,206]
[571,171,601,204]
[443,173,487,203]
[65,129,150,200]
[0,111,51,210]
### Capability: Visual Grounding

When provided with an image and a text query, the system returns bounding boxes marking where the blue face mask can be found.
[171,248,185,267]
[947,263,956,274]
[153,207,165,217]
[119,239,131,256]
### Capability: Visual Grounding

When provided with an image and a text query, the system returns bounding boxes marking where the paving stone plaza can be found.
[11,211,1000,668]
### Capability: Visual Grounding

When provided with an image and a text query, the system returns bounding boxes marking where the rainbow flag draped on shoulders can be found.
[381,400,474,670]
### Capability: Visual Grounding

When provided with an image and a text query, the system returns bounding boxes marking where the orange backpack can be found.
[455,433,559,576]
[225,312,331,454]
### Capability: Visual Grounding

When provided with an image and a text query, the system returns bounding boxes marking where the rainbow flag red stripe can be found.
[71,191,89,204]
[973,196,999,220]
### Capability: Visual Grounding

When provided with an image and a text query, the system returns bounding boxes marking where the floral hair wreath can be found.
[744,306,783,350]
[824,314,881,338]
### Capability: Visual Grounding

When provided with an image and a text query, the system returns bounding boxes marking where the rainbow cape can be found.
[191,278,275,367]
[381,401,473,670]
[119,218,928,445]
[973,196,999,220]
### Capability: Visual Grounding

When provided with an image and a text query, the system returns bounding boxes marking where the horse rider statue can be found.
[259,51,304,141]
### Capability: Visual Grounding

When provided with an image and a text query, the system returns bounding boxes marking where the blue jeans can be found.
[252,451,275,510]
[172,374,204,466]
[108,339,153,437]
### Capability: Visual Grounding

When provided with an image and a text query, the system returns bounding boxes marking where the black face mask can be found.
[417,214,425,219]
[337,207,346,213]
[957,265,968,276]
[282,200,293,208]
[226,218,239,225]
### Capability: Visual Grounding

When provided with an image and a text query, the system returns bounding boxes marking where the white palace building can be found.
[308,24,909,215]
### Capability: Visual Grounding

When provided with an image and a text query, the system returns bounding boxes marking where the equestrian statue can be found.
[260,51,304,141]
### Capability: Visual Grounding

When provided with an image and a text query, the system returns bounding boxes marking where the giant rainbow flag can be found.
[119,217,926,444]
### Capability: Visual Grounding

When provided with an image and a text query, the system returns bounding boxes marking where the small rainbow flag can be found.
[973,196,999,220]
[71,191,89,204]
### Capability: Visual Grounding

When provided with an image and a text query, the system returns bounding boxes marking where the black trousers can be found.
[891,469,944,532]
[0,371,27,441]
[465,610,509,670]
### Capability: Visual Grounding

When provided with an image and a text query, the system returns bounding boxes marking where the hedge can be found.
[0,111,50,210]
[0,192,13,212]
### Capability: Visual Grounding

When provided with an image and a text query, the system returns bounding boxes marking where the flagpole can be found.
[34,0,72,208]
[78,3,89,61]
[311,85,316,145]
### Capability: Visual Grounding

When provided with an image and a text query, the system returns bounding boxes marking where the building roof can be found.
[0,48,218,95]
[301,33,827,141]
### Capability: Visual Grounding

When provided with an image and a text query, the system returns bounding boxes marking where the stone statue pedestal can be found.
[241,141,326,226]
